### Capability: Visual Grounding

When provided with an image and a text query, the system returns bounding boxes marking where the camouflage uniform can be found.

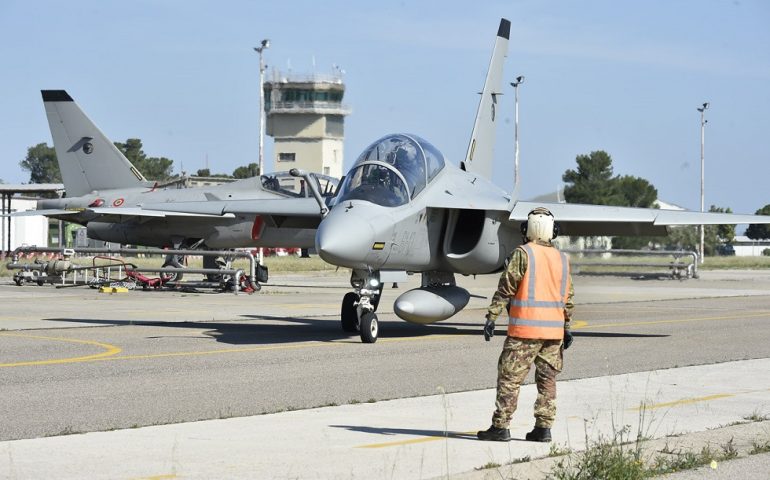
[487,239,574,429]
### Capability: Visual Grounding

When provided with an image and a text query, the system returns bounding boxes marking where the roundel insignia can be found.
[83,142,94,154]
[112,198,125,207]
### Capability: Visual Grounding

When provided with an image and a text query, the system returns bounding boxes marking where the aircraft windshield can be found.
[337,134,445,206]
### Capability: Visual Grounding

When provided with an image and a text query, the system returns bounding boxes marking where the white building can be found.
[732,235,770,257]
[1,197,49,251]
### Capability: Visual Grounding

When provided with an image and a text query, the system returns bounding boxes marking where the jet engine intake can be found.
[393,285,470,324]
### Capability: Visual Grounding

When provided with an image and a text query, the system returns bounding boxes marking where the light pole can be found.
[510,75,524,192]
[253,39,270,265]
[697,101,709,263]
[254,39,270,177]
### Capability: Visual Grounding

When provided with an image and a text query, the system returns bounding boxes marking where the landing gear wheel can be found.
[359,312,379,344]
[162,254,185,282]
[341,292,359,333]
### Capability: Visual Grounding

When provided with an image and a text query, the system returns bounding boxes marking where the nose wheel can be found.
[359,312,379,343]
[341,270,383,343]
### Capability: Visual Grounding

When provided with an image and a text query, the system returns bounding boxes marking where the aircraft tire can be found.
[162,255,185,282]
[359,312,379,344]
[341,292,359,332]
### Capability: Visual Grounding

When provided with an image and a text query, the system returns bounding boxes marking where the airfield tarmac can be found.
[1,268,769,478]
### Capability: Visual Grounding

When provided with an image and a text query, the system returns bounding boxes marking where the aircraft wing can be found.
[5,209,81,217]
[140,197,325,217]
[89,207,236,218]
[510,201,770,236]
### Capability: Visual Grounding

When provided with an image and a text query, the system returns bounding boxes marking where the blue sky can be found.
[1,0,768,215]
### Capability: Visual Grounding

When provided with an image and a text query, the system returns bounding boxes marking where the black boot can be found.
[525,426,552,442]
[477,426,511,442]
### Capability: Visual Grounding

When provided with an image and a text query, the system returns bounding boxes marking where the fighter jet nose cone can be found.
[316,207,376,268]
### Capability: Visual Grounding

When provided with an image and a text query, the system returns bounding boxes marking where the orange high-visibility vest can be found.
[508,243,571,339]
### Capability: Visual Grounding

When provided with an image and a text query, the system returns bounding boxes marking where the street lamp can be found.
[697,101,709,263]
[254,39,270,177]
[510,75,525,193]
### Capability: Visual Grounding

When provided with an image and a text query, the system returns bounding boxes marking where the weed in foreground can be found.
[750,439,770,455]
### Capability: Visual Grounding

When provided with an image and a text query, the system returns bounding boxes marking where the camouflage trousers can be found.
[492,336,563,429]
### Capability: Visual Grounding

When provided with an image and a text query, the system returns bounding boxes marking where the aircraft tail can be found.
[461,18,510,179]
[41,90,149,196]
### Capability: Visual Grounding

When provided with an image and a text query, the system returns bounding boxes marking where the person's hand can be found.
[563,327,573,349]
[484,316,496,341]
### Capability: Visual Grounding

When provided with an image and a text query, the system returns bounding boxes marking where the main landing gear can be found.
[340,269,383,343]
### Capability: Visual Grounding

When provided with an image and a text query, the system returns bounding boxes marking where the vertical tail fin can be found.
[461,18,510,179]
[41,90,149,196]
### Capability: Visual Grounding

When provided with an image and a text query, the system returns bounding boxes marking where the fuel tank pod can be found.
[393,285,470,324]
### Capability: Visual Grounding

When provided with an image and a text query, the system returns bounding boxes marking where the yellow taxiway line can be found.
[0,332,122,367]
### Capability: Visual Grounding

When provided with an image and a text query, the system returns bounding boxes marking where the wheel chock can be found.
[99,286,129,294]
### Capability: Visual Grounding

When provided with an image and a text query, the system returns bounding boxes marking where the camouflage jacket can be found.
[486,239,575,326]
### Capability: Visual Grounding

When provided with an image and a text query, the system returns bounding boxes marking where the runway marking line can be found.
[0,333,122,367]
[631,393,734,411]
[357,431,476,449]
[572,311,770,330]
[130,475,177,480]
[0,333,458,367]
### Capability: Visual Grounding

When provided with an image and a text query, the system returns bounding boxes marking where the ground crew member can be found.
[477,207,574,442]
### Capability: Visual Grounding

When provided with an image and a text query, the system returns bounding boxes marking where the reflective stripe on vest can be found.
[508,243,570,339]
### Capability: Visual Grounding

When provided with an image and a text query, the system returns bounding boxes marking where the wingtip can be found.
[41,90,73,102]
[498,18,511,40]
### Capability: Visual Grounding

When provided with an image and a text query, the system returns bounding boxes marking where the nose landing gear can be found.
[340,270,383,343]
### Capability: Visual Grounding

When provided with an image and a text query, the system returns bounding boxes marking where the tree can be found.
[564,151,661,249]
[114,138,174,181]
[233,163,259,179]
[663,206,733,255]
[19,143,61,184]
[746,204,770,240]
[708,205,735,243]
[614,175,657,208]
[562,151,617,205]
[196,168,211,177]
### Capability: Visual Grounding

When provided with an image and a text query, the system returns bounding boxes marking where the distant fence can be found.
[563,249,698,279]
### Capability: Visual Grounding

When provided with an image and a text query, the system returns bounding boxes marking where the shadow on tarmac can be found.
[43,316,485,345]
[572,331,669,338]
[329,424,478,441]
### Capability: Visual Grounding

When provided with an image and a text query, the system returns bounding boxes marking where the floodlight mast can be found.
[510,75,525,193]
[697,101,709,263]
[253,39,270,266]
[254,39,270,177]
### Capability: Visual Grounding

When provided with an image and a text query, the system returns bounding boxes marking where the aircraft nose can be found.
[316,206,378,268]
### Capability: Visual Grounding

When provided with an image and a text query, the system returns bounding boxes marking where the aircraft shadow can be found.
[43,316,480,346]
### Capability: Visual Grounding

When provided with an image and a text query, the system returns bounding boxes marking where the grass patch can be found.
[750,440,770,455]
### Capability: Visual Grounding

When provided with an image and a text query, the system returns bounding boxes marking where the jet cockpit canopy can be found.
[336,133,445,207]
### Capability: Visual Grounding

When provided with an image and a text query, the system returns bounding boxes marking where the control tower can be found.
[264,70,350,191]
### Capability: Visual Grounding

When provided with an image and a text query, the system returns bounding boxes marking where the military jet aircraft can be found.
[309,18,770,343]
[15,91,335,260]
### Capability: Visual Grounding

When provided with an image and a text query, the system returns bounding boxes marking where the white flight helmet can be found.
[521,207,558,242]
